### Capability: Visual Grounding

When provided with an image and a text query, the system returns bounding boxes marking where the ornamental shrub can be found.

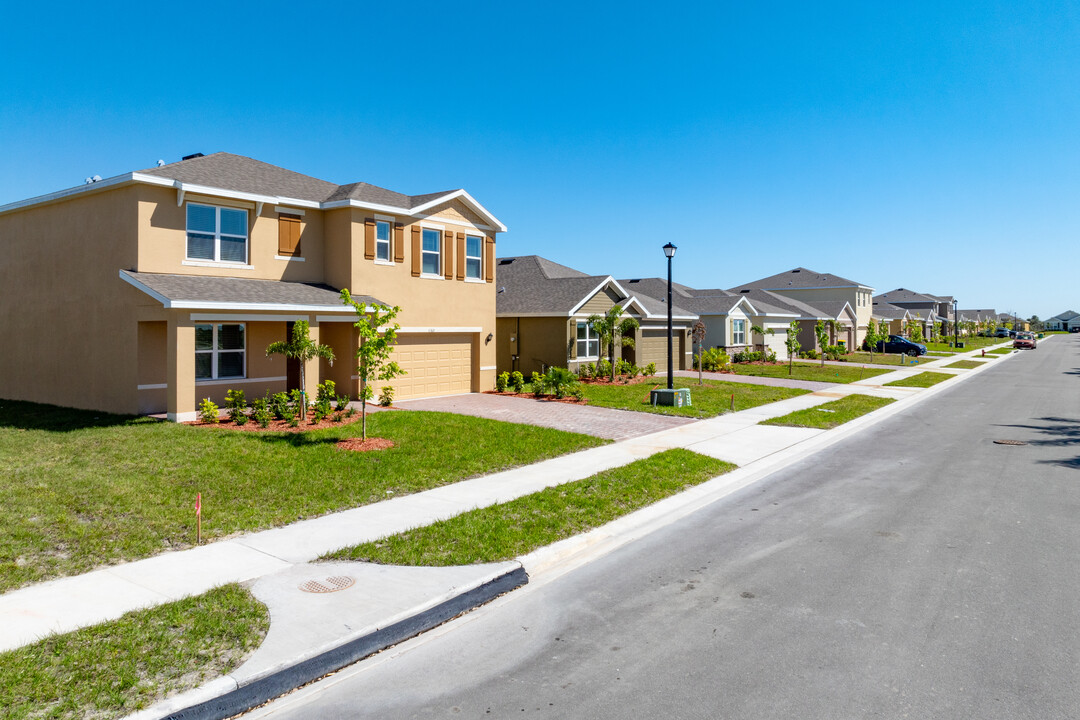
[695,347,730,371]
[628,363,641,379]
[336,394,351,412]
[379,386,395,407]
[269,391,290,420]
[511,371,525,392]
[198,398,220,424]
[644,362,657,376]
[544,367,578,399]
[531,371,545,397]
[496,371,510,392]
[576,363,592,380]
[251,397,272,428]
[224,389,248,424]
[596,359,612,379]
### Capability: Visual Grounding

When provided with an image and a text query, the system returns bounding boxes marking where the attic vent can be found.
[499,259,514,265]
[792,269,801,273]
[182,153,205,161]
[740,289,750,293]
[628,279,640,283]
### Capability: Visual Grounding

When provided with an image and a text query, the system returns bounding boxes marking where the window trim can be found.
[375,219,392,263]
[420,226,442,277]
[576,321,600,360]
[186,203,249,265]
[194,323,247,381]
[732,318,746,345]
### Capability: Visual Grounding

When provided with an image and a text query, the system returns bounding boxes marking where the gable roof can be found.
[957,308,997,322]
[1049,310,1080,321]
[728,267,870,292]
[496,256,694,319]
[2,152,507,231]
[120,270,382,311]
[871,301,910,321]
[730,288,838,320]
[873,288,938,304]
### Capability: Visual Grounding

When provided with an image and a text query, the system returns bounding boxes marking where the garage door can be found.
[638,329,670,369]
[391,334,473,399]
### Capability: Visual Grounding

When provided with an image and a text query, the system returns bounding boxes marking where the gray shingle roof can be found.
[121,270,383,309]
[957,308,997,322]
[730,288,830,319]
[139,152,462,209]
[874,288,937,304]
[1049,310,1080,321]
[620,278,747,315]
[496,256,693,317]
[728,267,868,292]
[872,302,909,320]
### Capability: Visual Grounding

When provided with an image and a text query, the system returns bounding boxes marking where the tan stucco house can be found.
[0,152,506,420]
[495,256,695,375]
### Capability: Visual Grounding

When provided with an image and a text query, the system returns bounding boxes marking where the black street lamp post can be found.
[664,242,677,390]
[954,299,959,348]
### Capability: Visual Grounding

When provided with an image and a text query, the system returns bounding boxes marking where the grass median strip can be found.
[883,372,953,388]
[1,400,606,593]
[730,363,892,383]
[0,583,267,720]
[579,378,808,418]
[988,348,1013,355]
[324,449,734,566]
[944,360,985,369]
[760,394,895,430]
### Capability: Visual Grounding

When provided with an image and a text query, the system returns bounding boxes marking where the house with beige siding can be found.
[0,152,505,420]
[495,256,695,375]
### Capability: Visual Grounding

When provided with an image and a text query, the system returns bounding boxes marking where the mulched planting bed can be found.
[185,409,389,433]
[336,437,396,452]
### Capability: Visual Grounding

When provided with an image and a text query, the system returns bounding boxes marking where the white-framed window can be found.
[195,323,246,380]
[732,319,746,345]
[187,204,248,263]
[465,234,483,279]
[577,321,600,359]
[421,227,441,275]
[375,220,391,261]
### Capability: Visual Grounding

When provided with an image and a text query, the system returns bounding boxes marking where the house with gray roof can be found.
[1045,311,1080,331]
[0,152,506,419]
[728,267,873,350]
[495,256,695,375]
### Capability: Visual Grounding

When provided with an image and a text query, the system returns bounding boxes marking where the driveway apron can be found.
[394,393,695,440]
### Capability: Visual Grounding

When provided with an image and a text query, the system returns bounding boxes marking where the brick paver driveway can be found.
[394,393,695,441]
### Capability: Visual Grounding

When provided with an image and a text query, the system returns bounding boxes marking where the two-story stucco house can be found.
[0,152,506,420]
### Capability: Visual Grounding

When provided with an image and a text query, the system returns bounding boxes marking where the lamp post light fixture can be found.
[953,299,959,348]
[663,242,677,390]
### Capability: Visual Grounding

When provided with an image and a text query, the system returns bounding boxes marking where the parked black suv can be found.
[874,335,927,356]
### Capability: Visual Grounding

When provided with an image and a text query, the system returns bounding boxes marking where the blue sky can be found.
[2,1,1076,318]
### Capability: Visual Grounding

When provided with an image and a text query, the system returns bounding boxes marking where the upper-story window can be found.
[195,323,245,380]
[187,204,248,263]
[421,228,441,275]
[376,220,391,261]
[465,235,482,279]
[732,319,746,345]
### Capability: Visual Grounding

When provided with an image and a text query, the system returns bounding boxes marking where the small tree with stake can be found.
[692,320,707,385]
[341,289,405,441]
[587,304,640,382]
[266,320,334,415]
[785,320,801,376]
[864,317,883,363]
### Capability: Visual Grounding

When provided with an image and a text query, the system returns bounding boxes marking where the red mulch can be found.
[336,437,395,452]
[186,409,373,433]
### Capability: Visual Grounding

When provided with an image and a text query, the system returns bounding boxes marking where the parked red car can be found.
[1013,332,1036,349]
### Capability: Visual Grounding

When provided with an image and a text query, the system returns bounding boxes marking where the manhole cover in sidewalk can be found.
[993,439,1028,446]
[298,575,356,593]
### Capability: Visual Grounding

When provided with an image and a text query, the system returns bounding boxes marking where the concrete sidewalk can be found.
[0,340,1025,719]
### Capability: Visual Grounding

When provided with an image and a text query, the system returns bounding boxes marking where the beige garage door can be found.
[392,334,473,399]
[638,329,669,369]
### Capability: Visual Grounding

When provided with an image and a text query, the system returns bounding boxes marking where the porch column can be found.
[304,319,322,397]
[166,315,196,422]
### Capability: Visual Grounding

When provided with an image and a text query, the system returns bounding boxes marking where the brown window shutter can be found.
[485,238,495,282]
[443,230,454,279]
[278,214,301,256]
[456,232,465,281]
[364,218,376,260]
[394,223,405,263]
[411,226,421,276]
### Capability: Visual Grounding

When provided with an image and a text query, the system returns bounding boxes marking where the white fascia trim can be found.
[567,277,619,316]
[409,189,508,233]
[0,172,139,215]
[396,326,482,334]
[136,175,323,209]
[190,313,312,322]
[172,301,352,312]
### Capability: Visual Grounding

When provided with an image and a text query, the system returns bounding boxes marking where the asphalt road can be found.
[249,336,1080,720]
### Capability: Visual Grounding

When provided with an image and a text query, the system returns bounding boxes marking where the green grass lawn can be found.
[833,351,929,366]
[0,400,606,593]
[883,372,954,388]
[988,347,1013,355]
[578,377,809,418]
[760,394,895,429]
[0,584,267,720]
[727,362,892,384]
[926,351,957,357]
[944,360,986,369]
[324,449,733,566]
[925,336,1003,352]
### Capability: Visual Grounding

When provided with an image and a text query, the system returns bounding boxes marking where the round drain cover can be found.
[298,575,356,593]
[993,439,1028,446]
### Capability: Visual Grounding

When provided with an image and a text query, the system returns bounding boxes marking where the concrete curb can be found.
[145,566,527,720]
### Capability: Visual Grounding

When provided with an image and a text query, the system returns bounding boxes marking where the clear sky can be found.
[2,1,1076,319]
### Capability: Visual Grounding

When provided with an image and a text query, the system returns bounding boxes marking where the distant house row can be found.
[1045,311,1080,331]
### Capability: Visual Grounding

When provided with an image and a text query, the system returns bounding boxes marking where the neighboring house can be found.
[997,313,1030,331]
[873,288,951,338]
[495,256,695,375]
[617,279,795,359]
[956,308,997,334]
[727,267,874,348]
[871,301,913,336]
[0,152,506,420]
[1045,311,1079,331]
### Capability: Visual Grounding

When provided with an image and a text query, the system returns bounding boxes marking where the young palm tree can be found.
[587,305,640,382]
[749,324,773,354]
[266,320,335,414]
